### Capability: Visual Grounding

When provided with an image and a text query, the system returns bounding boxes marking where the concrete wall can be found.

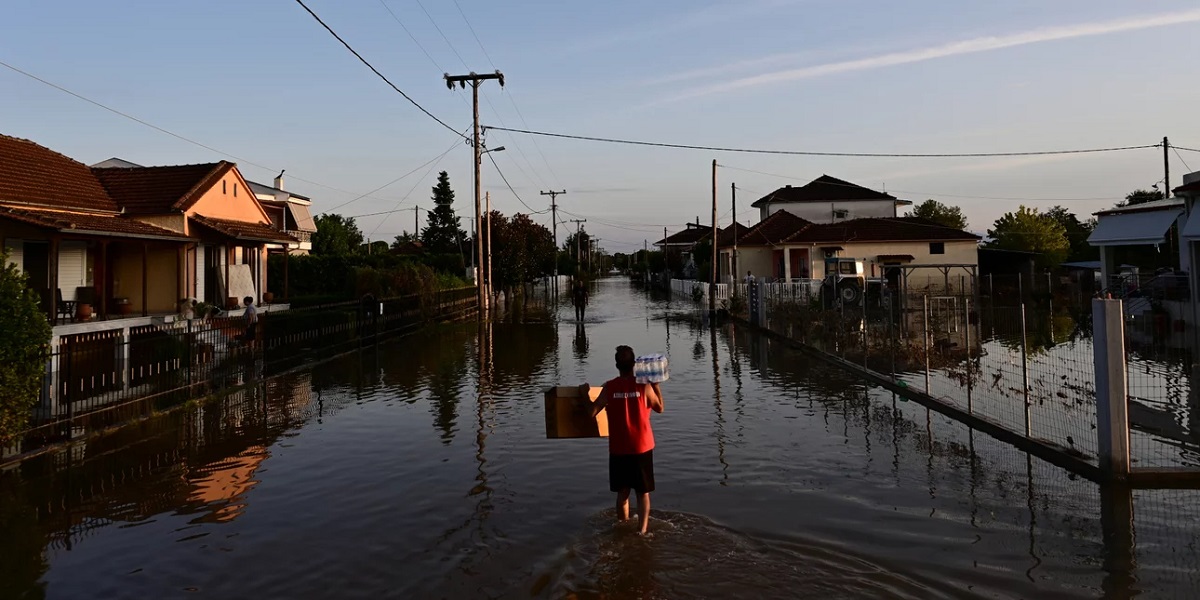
[762,199,898,223]
[734,247,777,281]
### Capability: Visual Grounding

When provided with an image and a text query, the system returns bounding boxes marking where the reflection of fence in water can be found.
[761,296,1200,470]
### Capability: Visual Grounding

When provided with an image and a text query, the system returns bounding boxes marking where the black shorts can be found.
[243,325,257,341]
[609,450,655,493]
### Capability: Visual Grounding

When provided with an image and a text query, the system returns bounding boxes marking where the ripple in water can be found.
[530,511,967,599]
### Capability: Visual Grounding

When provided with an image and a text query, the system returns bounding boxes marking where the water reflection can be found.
[572,321,589,360]
[0,280,1194,598]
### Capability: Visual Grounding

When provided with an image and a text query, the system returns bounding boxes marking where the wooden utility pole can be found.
[569,219,586,274]
[710,159,717,315]
[731,182,738,285]
[485,191,493,303]
[541,190,566,294]
[445,70,504,314]
[1164,136,1171,198]
[413,206,420,238]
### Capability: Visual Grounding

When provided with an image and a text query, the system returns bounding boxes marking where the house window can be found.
[929,242,945,255]
[234,183,238,197]
[223,181,227,194]
[833,209,849,219]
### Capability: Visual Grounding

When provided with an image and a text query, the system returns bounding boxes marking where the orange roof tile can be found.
[0,206,190,240]
[191,215,296,243]
[0,135,119,212]
[92,162,233,214]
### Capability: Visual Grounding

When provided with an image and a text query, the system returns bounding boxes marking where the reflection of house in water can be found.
[187,445,267,523]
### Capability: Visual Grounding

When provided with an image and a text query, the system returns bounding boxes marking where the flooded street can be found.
[2,278,1197,598]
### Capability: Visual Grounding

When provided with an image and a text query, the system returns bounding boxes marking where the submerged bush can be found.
[0,250,52,445]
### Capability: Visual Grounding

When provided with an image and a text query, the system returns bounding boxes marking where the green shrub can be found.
[0,250,52,445]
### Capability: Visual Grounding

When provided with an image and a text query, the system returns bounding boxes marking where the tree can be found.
[1044,206,1097,262]
[312,214,364,255]
[489,211,556,291]
[986,206,1069,269]
[563,229,593,275]
[0,250,52,445]
[1119,188,1164,207]
[422,171,466,254]
[907,199,968,230]
[391,232,418,250]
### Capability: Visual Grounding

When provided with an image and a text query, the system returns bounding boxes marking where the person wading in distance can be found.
[578,345,665,535]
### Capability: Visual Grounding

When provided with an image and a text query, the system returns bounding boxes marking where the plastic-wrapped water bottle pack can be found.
[633,353,670,384]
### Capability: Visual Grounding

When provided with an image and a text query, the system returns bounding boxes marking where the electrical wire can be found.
[368,139,459,238]
[718,164,1125,202]
[1173,147,1193,172]
[320,133,466,215]
[484,126,1158,158]
[0,58,405,203]
[486,151,551,214]
[293,0,466,140]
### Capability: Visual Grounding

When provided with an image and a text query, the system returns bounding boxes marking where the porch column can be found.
[141,242,148,317]
[97,241,109,318]
[49,236,60,323]
[224,245,231,309]
[284,250,290,301]
[783,247,792,281]
[177,245,186,308]
[1099,246,1117,291]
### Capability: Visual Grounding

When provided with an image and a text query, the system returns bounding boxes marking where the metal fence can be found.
[660,275,1199,481]
[2,286,477,464]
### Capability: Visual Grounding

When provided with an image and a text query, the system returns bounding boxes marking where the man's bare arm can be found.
[579,383,610,418]
[647,382,664,413]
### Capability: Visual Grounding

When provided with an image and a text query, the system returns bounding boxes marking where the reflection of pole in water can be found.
[1099,483,1136,593]
[1024,455,1042,582]
[710,326,729,484]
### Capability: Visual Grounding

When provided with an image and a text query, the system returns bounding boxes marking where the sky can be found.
[3,0,1200,254]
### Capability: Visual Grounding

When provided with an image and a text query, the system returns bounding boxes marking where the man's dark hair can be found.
[244,296,253,304]
[615,345,635,373]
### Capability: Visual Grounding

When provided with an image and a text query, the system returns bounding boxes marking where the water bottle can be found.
[634,353,669,384]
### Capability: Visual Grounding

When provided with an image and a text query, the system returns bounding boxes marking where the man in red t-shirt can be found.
[579,345,665,534]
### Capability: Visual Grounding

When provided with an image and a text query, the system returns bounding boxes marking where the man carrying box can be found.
[579,345,665,535]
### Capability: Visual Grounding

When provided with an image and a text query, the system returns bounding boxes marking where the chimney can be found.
[785,184,792,189]
[274,169,285,190]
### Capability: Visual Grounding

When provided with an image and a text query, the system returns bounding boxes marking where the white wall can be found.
[5,240,22,273]
[761,200,898,223]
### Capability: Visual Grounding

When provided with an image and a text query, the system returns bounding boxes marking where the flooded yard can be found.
[1,278,1197,598]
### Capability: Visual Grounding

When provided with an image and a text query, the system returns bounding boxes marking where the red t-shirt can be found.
[604,376,655,455]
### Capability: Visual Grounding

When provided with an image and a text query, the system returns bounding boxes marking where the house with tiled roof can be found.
[249,171,317,255]
[655,220,751,275]
[719,208,979,291]
[0,134,293,324]
[751,175,912,223]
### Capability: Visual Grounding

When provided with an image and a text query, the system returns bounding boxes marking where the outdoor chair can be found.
[55,288,76,324]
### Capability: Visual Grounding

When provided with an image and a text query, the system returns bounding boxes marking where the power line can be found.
[484,126,1159,158]
[321,133,465,215]
[293,0,466,140]
[0,58,403,203]
[368,140,458,238]
[719,164,1125,202]
[485,151,550,214]
[1173,147,1193,172]
[1174,145,1200,153]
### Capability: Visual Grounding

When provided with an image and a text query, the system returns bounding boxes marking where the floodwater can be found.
[2,278,1198,598]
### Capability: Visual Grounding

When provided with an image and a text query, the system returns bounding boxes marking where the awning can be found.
[290,204,316,232]
[1088,208,1181,246]
[1180,211,1200,241]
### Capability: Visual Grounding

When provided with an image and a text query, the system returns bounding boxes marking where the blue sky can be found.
[3,0,1199,252]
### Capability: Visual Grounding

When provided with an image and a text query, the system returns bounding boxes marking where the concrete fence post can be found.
[1093,298,1131,479]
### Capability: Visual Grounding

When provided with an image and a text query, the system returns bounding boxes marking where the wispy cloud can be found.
[570,0,807,53]
[660,8,1200,103]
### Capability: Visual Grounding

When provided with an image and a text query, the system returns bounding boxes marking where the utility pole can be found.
[486,191,493,304]
[710,159,717,316]
[413,206,420,239]
[569,219,586,275]
[445,70,504,314]
[732,182,738,285]
[1164,136,1171,199]
[541,190,566,294]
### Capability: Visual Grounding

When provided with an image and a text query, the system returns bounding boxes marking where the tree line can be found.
[907,188,1167,270]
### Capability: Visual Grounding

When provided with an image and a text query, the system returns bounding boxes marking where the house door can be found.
[789,249,808,279]
[772,249,783,279]
[204,245,224,305]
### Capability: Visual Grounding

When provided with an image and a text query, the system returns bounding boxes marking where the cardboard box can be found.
[544,386,608,439]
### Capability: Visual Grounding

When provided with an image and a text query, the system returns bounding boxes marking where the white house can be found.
[751,175,912,223]
[249,172,316,255]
